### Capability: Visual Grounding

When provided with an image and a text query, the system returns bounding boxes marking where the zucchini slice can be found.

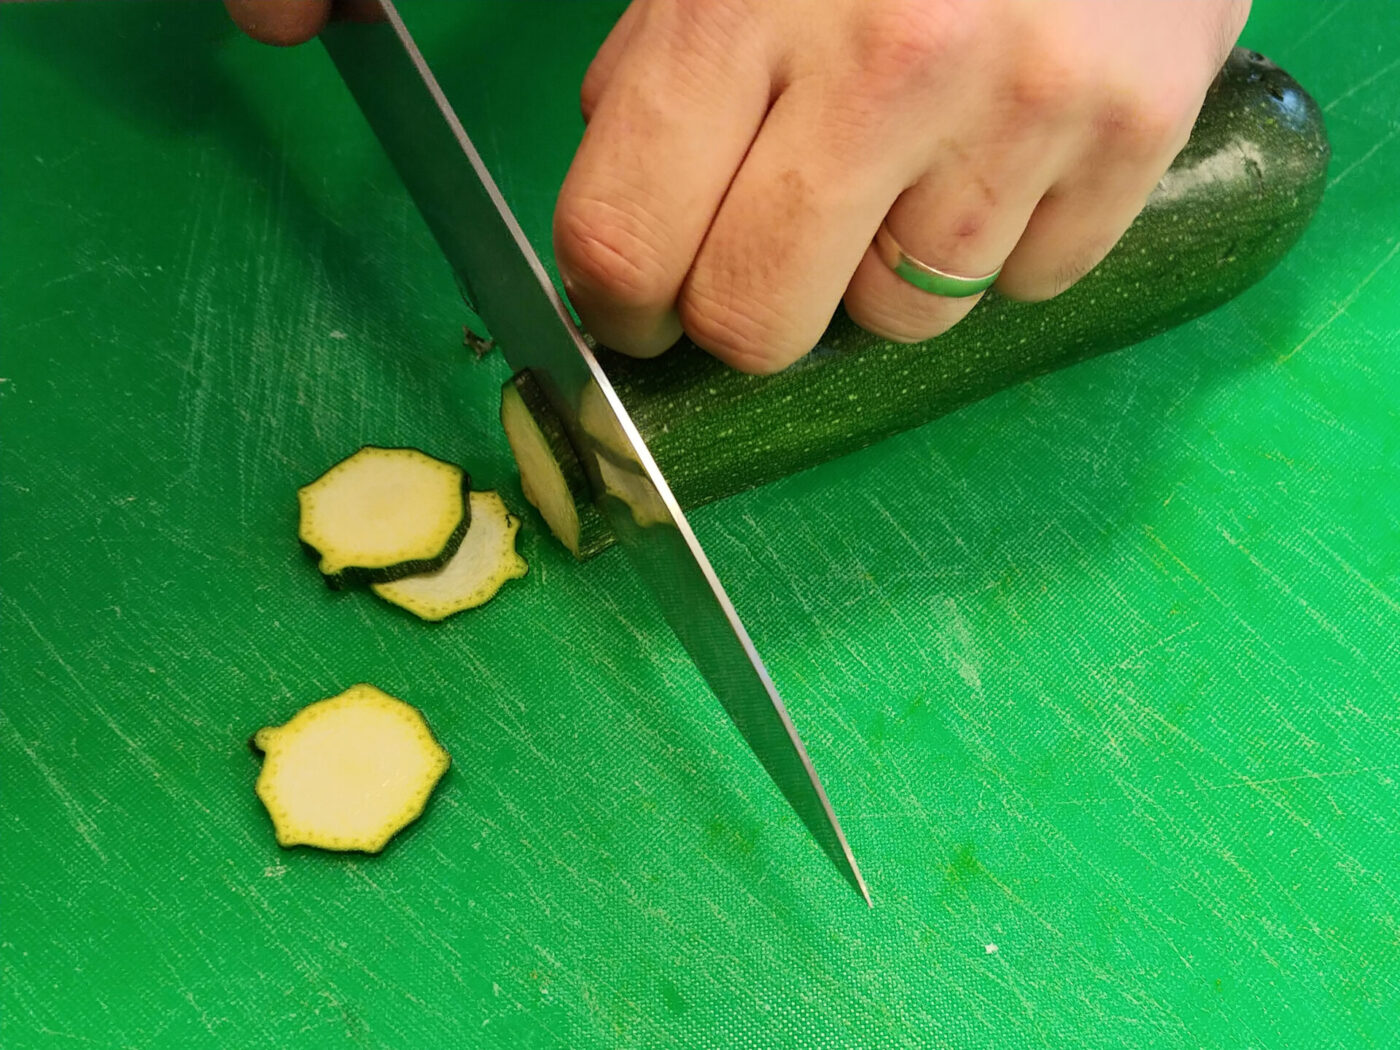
[298,446,470,587]
[500,373,612,559]
[252,684,450,853]
[371,490,528,621]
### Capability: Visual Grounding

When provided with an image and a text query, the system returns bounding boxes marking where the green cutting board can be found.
[3,3,1397,1047]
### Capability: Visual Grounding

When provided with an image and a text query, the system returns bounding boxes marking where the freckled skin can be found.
[765,169,816,277]
[511,52,1329,557]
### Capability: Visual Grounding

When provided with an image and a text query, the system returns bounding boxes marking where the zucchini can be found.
[252,684,451,853]
[504,49,1329,557]
[298,446,470,587]
[501,371,613,558]
[371,490,529,621]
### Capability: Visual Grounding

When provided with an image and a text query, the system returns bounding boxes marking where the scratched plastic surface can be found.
[2,3,1397,1047]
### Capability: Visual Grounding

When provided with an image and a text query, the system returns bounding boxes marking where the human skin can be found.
[226,0,1250,373]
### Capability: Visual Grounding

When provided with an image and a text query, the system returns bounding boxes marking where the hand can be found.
[224,0,328,45]
[227,1,1248,373]
[223,0,381,46]
[555,0,1249,372]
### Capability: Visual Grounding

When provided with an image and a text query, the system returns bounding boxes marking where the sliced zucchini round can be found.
[252,683,450,853]
[297,446,469,587]
[500,375,611,559]
[371,490,528,621]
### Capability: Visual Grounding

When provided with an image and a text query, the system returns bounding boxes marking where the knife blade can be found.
[321,2,869,906]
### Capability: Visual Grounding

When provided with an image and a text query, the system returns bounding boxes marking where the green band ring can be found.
[874,222,1001,298]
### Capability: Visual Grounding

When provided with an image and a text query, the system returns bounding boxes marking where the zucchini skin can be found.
[512,49,1329,556]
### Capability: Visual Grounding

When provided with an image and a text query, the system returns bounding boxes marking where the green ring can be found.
[889,258,1001,298]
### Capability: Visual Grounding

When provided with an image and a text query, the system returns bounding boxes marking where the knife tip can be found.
[845,858,873,908]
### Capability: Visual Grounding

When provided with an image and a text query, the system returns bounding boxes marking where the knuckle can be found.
[851,0,967,95]
[553,195,674,311]
[1098,98,1192,159]
[678,286,792,374]
[1004,55,1087,119]
[659,0,750,49]
[579,70,605,122]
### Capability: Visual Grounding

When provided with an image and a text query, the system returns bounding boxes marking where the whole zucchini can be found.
[504,49,1329,558]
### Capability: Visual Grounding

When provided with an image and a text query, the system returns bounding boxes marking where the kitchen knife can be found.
[322,2,869,905]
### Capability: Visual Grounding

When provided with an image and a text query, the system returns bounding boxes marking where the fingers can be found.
[676,81,912,373]
[841,137,1067,343]
[580,3,644,123]
[553,2,774,358]
[996,177,1151,304]
[224,0,330,46]
[556,0,1238,371]
[844,78,1197,336]
[996,110,1193,302]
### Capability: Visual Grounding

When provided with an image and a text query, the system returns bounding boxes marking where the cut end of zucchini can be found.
[597,455,672,530]
[371,491,528,621]
[297,446,469,585]
[253,684,450,853]
[501,375,614,559]
[502,383,581,555]
[578,379,634,461]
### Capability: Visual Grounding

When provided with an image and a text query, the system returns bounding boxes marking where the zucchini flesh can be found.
[298,446,470,587]
[252,684,450,853]
[371,490,528,621]
[504,49,1330,558]
[500,372,612,558]
[577,379,634,461]
[596,455,671,530]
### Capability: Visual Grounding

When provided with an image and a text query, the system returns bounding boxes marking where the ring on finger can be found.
[874,221,1002,299]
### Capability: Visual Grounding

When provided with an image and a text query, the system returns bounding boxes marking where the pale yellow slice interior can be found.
[298,447,465,577]
[254,684,450,853]
[371,491,527,621]
[597,455,672,529]
[501,384,581,555]
[578,378,634,460]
